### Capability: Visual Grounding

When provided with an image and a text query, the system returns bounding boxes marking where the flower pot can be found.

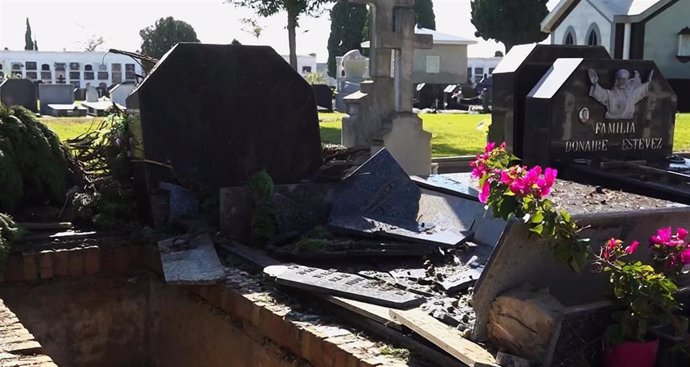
[602,338,659,367]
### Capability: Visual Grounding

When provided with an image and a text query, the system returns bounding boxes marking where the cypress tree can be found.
[414,0,436,30]
[326,2,367,78]
[24,18,34,51]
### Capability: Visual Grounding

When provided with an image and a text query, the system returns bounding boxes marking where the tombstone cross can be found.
[351,0,432,112]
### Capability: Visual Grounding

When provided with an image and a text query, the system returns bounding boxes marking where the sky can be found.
[0,0,559,62]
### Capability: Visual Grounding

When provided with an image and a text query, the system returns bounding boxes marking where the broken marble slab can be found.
[264,264,425,309]
[328,149,475,247]
[158,233,226,284]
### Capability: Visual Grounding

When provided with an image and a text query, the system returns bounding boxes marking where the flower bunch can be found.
[471,141,587,271]
[471,141,557,205]
[601,238,640,262]
[648,227,690,276]
[593,236,680,343]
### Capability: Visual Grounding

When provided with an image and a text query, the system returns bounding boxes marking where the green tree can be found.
[326,1,367,77]
[414,0,435,30]
[240,17,264,41]
[139,17,200,70]
[24,18,34,51]
[33,39,38,51]
[471,0,549,52]
[226,0,334,70]
[357,1,434,56]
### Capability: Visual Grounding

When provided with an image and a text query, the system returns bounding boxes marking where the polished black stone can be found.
[0,79,37,112]
[311,84,333,112]
[271,264,425,309]
[328,149,470,247]
[128,43,322,193]
[330,148,421,222]
[524,58,676,167]
[489,45,611,158]
[329,150,457,244]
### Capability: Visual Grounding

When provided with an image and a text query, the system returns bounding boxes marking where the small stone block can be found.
[38,251,53,279]
[52,250,70,276]
[69,249,85,277]
[84,246,101,274]
[22,253,39,281]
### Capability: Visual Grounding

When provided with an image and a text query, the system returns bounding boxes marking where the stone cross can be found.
[350,0,432,112]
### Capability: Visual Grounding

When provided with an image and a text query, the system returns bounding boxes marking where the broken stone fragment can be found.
[487,287,564,362]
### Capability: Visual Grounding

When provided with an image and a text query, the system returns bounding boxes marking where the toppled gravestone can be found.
[327,148,469,247]
[127,43,322,198]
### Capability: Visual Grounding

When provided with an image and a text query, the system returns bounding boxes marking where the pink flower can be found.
[625,241,639,254]
[678,227,688,240]
[650,227,673,246]
[500,171,510,184]
[485,142,496,153]
[680,249,690,265]
[509,180,525,195]
[500,142,507,150]
[478,183,490,203]
[603,238,620,260]
[544,168,558,186]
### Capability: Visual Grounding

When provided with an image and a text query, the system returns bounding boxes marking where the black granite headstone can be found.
[523,58,676,167]
[74,88,86,101]
[126,43,322,195]
[0,79,38,112]
[415,84,445,109]
[490,45,611,158]
[311,84,333,112]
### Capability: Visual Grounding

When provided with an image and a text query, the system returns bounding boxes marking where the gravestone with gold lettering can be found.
[523,58,676,167]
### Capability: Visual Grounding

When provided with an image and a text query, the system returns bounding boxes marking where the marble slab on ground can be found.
[158,233,225,284]
[220,182,335,242]
[264,264,425,309]
[411,173,479,200]
[328,149,474,247]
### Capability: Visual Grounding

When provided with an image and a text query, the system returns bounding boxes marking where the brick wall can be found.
[1,241,411,367]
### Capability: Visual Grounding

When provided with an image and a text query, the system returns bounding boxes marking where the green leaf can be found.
[529,223,544,235]
[530,210,544,223]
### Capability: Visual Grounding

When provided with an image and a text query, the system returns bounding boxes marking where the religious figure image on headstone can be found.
[578,107,590,123]
[588,68,653,119]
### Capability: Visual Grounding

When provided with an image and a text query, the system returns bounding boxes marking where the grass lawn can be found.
[43,113,690,157]
[39,116,101,141]
[320,112,490,156]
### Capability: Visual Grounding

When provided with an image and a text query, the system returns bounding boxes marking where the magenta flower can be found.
[603,238,620,260]
[625,240,639,254]
[678,227,688,240]
[680,249,690,265]
[544,168,558,186]
[650,227,673,246]
[485,141,496,153]
[478,183,490,203]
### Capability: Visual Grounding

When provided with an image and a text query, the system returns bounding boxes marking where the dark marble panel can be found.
[129,43,322,193]
[311,84,333,111]
[37,84,74,114]
[524,58,676,167]
[0,79,38,112]
[490,44,611,157]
